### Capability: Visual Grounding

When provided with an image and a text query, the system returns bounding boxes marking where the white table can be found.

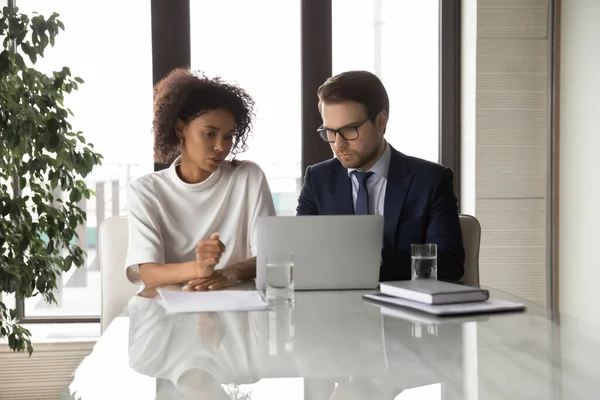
[61,287,600,399]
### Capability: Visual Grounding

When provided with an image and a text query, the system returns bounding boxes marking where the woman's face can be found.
[177,109,236,174]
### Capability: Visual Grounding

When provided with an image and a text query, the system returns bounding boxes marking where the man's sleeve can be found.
[425,168,465,282]
[296,166,319,216]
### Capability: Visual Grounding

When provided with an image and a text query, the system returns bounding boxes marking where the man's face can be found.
[320,101,387,171]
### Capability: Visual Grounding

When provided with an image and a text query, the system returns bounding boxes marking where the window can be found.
[189,0,302,216]
[5,0,458,323]
[16,0,153,319]
[332,0,440,163]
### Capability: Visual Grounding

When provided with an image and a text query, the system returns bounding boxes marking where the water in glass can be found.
[411,243,437,280]
[266,252,294,303]
[411,255,438,280]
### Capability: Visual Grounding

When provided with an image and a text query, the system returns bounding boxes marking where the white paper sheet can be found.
[156,289,269,313]
[364,293,525,316]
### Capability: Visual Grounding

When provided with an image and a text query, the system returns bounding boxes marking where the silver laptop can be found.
[255,215,384,291]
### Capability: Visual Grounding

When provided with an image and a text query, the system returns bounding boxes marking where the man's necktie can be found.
[352,171,374,215]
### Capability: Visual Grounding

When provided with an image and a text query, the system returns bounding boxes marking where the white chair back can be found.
[99,215,138,332]
[459,214,482,286]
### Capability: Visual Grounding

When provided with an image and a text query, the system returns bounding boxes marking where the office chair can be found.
[99,215,138,332]
[458,214,482,286]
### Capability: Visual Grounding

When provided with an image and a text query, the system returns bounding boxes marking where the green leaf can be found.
[8,334,16,350]
[49,132,61,149]
[16,30,26,45]
[69,188,82,203]
[0,50,9,75]
[47,117,60,135]
[14,53,26,70]
[39,32,49,49]
[63,255,72,272]
[20,42,37,64]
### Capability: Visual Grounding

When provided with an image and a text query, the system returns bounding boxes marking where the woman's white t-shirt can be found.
[125,156,276,283]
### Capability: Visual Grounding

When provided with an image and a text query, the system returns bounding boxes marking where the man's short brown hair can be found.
[317,70,390,120]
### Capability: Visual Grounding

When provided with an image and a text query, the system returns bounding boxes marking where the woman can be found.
[125,68,275,291]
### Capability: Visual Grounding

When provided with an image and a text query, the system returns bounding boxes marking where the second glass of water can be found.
[411,243,437,280]
[266,250,295,303]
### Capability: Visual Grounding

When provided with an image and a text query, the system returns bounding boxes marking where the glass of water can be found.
[266,250,295,303]
[411,243,437,280]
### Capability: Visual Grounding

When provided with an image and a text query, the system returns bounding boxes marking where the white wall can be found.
[559,0,600,326]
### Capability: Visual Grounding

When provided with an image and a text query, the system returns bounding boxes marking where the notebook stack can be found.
[364,280,525,316]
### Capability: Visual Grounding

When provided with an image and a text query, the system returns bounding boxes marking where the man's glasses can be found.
[317,119,370,143]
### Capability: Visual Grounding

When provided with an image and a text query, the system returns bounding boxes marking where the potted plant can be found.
[0,6,103,354]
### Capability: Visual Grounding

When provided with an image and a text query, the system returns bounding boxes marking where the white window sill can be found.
[0,322,100,345]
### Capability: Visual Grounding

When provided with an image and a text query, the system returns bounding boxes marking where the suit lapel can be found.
[383,148,414,248]
[333,162,354,214]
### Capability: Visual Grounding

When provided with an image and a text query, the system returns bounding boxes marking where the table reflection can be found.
[126,291,473,399]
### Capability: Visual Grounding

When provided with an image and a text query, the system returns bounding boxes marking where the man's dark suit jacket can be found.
[296,145,465,282]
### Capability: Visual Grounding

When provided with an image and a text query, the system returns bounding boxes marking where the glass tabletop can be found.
[61,286,600,400]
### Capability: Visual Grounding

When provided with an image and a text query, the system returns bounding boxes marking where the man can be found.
[296,70,464,282]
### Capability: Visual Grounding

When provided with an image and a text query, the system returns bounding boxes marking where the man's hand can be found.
[195,233,225,279]
[184,268,239,291]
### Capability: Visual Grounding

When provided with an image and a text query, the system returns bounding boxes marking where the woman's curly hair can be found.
[153,68,255,163]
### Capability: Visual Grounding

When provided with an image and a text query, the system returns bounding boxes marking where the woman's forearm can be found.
[139,261,202,289]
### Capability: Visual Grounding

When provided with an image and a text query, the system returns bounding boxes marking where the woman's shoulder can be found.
[129,169,170,196]
[223,159,267,182]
